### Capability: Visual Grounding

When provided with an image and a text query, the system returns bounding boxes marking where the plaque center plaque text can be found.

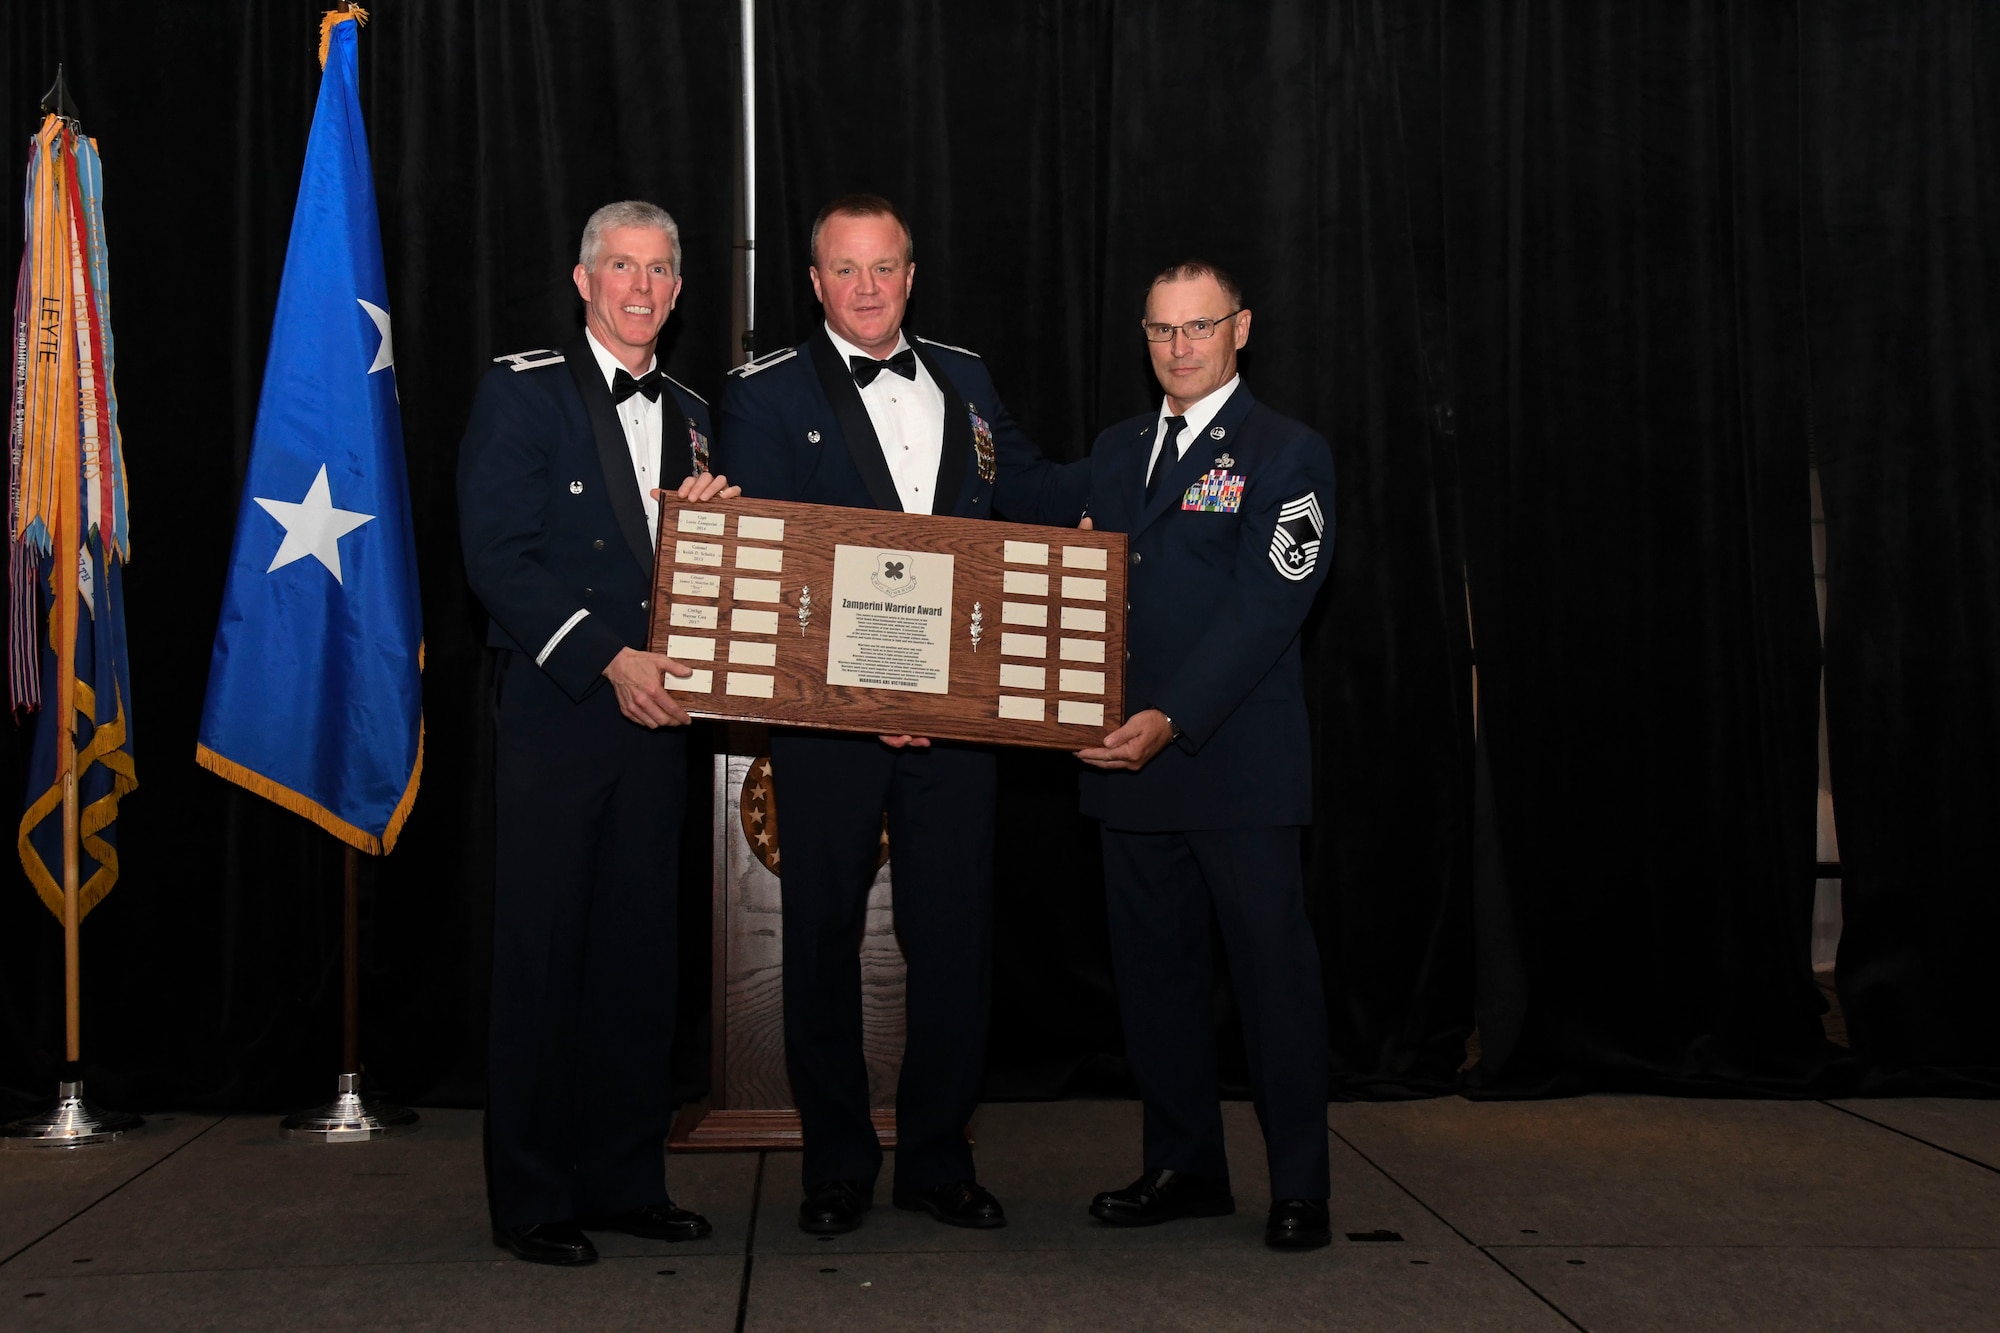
[825,545,956,694]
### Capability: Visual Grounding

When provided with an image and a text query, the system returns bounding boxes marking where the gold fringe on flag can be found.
[195,719,423,858]
[192,637,422,857]
[319,5,371,70]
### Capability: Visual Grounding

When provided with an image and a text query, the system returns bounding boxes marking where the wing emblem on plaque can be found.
[740,756,886,877]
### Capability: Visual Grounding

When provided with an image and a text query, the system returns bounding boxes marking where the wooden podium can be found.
[666,498,1126,1150]
[670,725,903,1150]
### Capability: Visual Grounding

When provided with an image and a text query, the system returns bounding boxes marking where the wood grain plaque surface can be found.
[647,496,1127,748]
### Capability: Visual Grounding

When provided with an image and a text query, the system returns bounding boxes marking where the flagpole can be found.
[278,840,418,1142]
[63,761,80,1062]
[343,846,360,1074]
[3,98,144,1149]
[736,0,756,363]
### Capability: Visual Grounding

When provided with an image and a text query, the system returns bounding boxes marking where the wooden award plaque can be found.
[647,495,1128,747]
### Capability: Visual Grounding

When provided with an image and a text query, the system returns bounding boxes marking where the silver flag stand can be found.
[280,1070,416,1142]
[280,845,418,1143]
[5,1076,143,1149]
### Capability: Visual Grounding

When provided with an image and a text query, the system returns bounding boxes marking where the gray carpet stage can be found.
[3,1097,1997,1330]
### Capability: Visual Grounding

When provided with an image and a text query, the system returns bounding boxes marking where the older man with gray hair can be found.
[459,200,735,1266]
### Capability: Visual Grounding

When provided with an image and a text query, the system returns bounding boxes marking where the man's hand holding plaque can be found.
[1075,707,1175,771]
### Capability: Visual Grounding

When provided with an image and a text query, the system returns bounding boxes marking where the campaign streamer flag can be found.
[8,114,137,920]
[196,11,422,854]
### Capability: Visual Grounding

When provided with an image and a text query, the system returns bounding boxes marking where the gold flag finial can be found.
[319,4,370,70]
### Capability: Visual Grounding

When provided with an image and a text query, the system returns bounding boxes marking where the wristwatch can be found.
[1162,713,1182,742]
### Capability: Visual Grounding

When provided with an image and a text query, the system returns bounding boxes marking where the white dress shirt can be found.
[826,323,947,514]
[1145,373,1243,488]
[584,329,664,547]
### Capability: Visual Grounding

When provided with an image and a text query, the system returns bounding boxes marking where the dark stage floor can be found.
[3,1096,1997,1330]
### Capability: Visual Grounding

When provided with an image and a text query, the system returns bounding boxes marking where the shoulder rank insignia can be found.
[1182,468,1246,514]
[495,348,565,372]
[1269,492,1325,582]
[729,347,799,378]
[916,335,981,359]
[969,406,996,483]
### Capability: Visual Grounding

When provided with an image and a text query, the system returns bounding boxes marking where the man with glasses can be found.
[714,194,1085,1237]
[1074,260,1336,1249]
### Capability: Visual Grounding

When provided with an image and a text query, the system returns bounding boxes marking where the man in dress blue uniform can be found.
[459,201,736,1266]
[714,194,1085,1235]
[1076,261,1336,1250]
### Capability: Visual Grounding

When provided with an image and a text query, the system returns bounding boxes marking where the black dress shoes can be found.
[493,1221,597,1266]
[1265,1198,1332,1249]
[799,1179,873,1234]
[1089,1169,1236,1226]
[578,1200,713,1242]
[892,1179,1008,1229]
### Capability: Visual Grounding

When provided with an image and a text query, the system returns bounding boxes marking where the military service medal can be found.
[1182,468,1247,513]
[687,421,712,475]
[969,406,997,483]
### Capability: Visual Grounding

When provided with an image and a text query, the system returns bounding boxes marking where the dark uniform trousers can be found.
[1101,825,1330,1200]
[772,732,994,1193]
[487,649,685,1229]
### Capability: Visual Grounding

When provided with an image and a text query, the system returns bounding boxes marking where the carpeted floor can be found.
[3,1094,1996,1330]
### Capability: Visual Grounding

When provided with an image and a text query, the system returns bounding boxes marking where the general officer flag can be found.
[10,113,138,920]
[196,13,422,854]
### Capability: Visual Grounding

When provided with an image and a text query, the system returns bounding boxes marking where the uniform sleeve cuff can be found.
[536,608,592,666]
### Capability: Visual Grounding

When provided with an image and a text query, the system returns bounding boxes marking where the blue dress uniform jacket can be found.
[1077,382,1334,831]
[712,328,1082,1198]
[459,335,711,690]
[714,328,1086,524]
[457,332,711,1230]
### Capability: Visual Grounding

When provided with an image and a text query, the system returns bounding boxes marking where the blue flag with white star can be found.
[196,15,422,853]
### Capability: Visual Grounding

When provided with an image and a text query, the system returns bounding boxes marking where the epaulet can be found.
[916,335,981,359]
[664,373,706,405]
[729,347,799,379]
[493,348,565,372]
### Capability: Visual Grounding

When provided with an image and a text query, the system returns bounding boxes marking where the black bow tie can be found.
[850,348,917,387]
[611,366,666,404]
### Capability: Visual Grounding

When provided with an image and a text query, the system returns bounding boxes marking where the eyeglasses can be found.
[1140,310,1242,343]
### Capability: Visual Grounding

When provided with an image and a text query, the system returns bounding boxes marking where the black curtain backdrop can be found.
[1444,2,1833,1095]
[3,0,1993,1121]
[1803,1,2000,1089]
[756,0,1475,1098]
